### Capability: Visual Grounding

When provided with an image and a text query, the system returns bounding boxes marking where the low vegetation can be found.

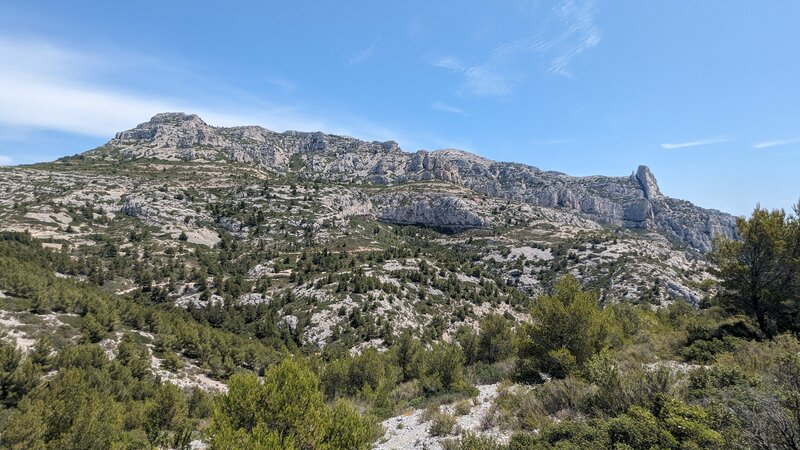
[0,203,798,449]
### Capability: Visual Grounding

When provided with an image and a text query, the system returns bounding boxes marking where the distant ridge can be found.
[88,112,737,251]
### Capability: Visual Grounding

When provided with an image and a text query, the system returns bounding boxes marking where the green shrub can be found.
[429,411,457,437]
[421,342,466,394]
[477,314,514,364]
[534,376,593,419]
[326,399,376,450]
[160,351,184,372]
[454,399,472,416]
[391,330,423,382]
[516,276,619,382]
[442,432,505,450]
[606,406,677,449]
[210,358,374,450]
[540,419,609,448]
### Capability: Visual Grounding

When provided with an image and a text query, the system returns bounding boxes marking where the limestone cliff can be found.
[91,113,737,251]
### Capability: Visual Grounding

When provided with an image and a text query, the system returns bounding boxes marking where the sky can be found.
[1,1,799,216]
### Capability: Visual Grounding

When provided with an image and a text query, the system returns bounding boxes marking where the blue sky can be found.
[1,1,799,216]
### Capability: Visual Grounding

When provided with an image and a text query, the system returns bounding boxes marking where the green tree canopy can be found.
[516,275,619,381]
[210,358,373,450]
[713,205,800,336]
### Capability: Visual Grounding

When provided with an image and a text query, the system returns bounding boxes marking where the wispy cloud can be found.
[264,78,296,94]
[490,0,600,78]
[0,35,414,147]
[0,155,12,165]
[431,101,469,116]
[513,0,544,16]
[753,136,800,149]
[0,36,331,135]
[432,0,600,96]
[348,41,377,64]
[434,56,463,71]
[661,136,731,149]
[432,56,513,97]
[462,67,514,96]
[547,0,602,77]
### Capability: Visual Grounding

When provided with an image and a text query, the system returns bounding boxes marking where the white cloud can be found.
[661,137,731,149]
[0,35,415,146]
[432,0,600,96]
[0,155,12,165]
[546,0,601,77]
[0,68,336,137]
[0,36,336,137]
[431,101,469,116]
[0,74,174,136]
[491,37,554,60]
[753,136,800,149]
[348,42,377,64]
[432,56,513,97]
[462,66,513,96]
[434,56,464,71]
[264,78,296,94]
[490,0,601,78]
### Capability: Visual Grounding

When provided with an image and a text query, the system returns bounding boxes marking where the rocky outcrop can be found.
[373,191,488,231]
[91,113,738,251]
[633,165,661,199]
[121,195,163,227]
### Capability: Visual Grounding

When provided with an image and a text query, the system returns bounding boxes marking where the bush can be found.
[0,343,191,449]
[420,404,440,424]
[326,399,377,450]
[516,276,619,382]
[581,352,683,418]
[477,315,514,364]
[160,351,184,372]
[534,377,593,419]
[429,411,457,437]
[466,360,514,385]
[454,399,472,416]
[188,387,214,419]
[606,406,677,449]
[421,342,466,394]
[347,348,387,394]
[0,341,39,408]
[388,330,424,384]
[210,358,374,450]
[442,432,505,450]
[81,314,107,343]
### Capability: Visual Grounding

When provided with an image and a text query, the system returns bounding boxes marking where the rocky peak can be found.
[112,112,217,147]
[148,112,207,126]
[633,165,661,199]
[91,113,736,251]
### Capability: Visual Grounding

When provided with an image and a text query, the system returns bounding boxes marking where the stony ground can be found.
[0,157,717,358]
[0,113,742,449]
[375,384,509,450]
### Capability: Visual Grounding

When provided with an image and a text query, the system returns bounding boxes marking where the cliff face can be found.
[94,112,737,251]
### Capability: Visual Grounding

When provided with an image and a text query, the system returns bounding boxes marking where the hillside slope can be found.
[0,113,737,352]
[90,112,737,252]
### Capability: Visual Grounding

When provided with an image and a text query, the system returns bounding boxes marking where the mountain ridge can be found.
[88,112,737,251]
[0,109,730,342]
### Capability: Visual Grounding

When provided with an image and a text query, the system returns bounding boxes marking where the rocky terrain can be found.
[376,384,510,450]
[2,113,776,450]
[0,112,736,357]
[90,113,736,251]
